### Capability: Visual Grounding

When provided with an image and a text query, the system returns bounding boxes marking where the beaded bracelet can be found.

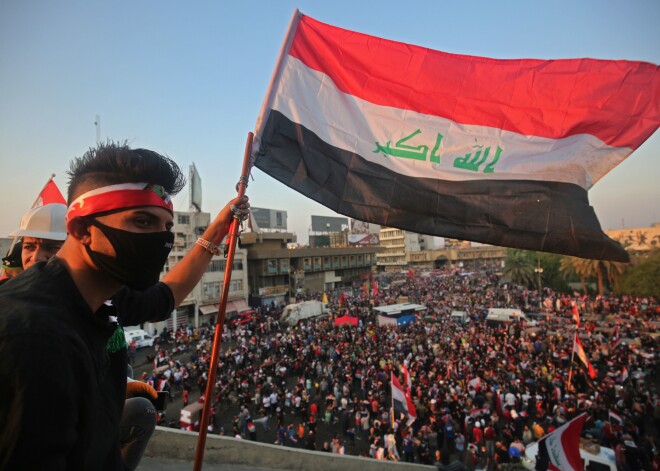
[196,237,220,256]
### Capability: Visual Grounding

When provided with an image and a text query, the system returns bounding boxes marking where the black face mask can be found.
[85,219,174,291]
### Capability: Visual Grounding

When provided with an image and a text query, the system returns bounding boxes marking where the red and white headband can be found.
[66,183,173,220]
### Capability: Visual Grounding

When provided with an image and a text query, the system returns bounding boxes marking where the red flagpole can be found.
[193,132,253,471]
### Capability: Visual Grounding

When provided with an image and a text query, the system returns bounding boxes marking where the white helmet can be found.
[10,204,67,240]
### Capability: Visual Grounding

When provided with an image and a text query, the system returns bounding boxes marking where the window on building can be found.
[178,214,190,225]
[229,279,243,292]
[203,282,220,301]
[267,259,278,273]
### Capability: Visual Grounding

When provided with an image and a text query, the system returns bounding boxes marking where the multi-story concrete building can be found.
[376,228,435,271]
[406,244,506,270]
[240,231,381,308]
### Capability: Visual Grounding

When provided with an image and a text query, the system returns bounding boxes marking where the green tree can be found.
[538,252,570,293]
[617,251,660,298]
[502,249,535,287]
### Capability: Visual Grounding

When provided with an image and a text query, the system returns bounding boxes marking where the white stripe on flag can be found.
[267,55,629,189]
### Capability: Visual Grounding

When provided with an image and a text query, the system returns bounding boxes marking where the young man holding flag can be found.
[0,142,249,470]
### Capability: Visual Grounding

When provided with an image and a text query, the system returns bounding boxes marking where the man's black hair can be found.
[66,141,186,204]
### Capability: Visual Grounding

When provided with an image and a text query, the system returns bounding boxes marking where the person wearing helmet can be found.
[0,240,24,285]
[0,142,249,470]
[9,203,68,269]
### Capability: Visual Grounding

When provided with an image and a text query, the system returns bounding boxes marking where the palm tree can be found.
[502,249,535,287]
[604,260,628,292]
[560,256,586,293]
[563,257,627,295]
[576,258,604,295]
[635,231,648,247]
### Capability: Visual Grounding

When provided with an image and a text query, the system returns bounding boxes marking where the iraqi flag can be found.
[573,335,596,379]
[391,373,416,426]
[608,410,624,426]
[401,364,412,392]
[33,177,66,208]
[533,413,587,471]
[253,11,660,262]
[572,302,580,328]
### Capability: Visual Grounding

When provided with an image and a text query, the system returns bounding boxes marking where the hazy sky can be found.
[1,0,658,243]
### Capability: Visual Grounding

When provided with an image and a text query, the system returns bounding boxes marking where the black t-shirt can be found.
[0,258,174,470]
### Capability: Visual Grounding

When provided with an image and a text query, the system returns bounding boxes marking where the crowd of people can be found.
[146,268,659,470]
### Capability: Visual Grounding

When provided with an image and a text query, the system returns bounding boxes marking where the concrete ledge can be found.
[145,427,436,471]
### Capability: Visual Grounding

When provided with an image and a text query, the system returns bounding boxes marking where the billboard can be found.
[350,219,381,234]
[190,163,202,211]
[348,233,380,245]
[311,215,348,232]
[251,207,287,230]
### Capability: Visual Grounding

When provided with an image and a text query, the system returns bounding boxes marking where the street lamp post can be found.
[534,254,544,295]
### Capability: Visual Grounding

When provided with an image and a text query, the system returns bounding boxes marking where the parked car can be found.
[124,328,155,348]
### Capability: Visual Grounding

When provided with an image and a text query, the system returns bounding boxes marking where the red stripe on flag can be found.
[34,180,66,208]
[290,15,659,149]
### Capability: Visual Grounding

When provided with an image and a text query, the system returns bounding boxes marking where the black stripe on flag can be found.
[255,110,628,262]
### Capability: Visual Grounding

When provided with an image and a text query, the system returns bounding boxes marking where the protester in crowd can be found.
[0,240,23,285]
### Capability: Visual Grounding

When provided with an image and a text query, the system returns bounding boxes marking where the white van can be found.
[450,311,468,324]
[124,328,155,348]
[486,308,537,326]
[523,440,616,470]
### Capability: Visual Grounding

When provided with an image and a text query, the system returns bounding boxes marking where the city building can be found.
[606,223,660,253]
[376,227,435,271]
[240,231,381,308]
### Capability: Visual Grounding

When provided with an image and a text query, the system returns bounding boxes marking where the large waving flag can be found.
[532,413,587,471]
[253,11,659,262]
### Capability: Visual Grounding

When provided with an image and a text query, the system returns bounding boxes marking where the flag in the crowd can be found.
[372,279,378,296]
[534,413,587,471]
[609,410,624,426]
[573,335,596,379]
[619,366,629,383]
[468,377,482,391]
[391,373,416,427]
[401,365,412,392]
[572,302,580,328]
[33,177,66,208]
[253,11,659,262]
[610,325,621,351]
[552,385,562,403]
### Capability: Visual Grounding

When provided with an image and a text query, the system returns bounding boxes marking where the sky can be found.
[1,0,658,244]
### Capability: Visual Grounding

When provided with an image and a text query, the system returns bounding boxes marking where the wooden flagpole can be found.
[193,132,253,471]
